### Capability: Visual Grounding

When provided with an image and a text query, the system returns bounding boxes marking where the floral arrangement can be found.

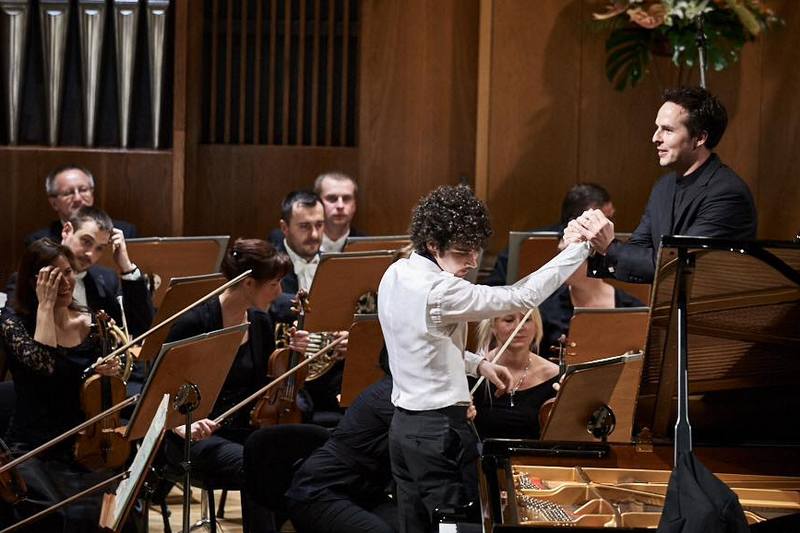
[593,0,782,90]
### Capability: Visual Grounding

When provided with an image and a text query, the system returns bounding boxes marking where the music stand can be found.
[123,324,247,533]
[340,314,385,406]
[344,235,410,253]
[97,236,229,307]
[506,231,560,284]
[566,307,649,364]
[506,231,636,285]
[99,394,171,532]
[136,273,227,364]
[540,352,643,444]
[303,251,395,332]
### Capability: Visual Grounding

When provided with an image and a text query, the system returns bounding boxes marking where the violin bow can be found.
[0,395,139,474]
[83,269,253,375]
[470,308,536,396]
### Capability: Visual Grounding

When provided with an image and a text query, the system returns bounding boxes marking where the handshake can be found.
[561,209,615,255]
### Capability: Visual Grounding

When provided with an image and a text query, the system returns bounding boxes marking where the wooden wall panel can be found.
[481,0,799,253]
[358,0,479,236]
[0,148,174,286]
[183,145,358,239]
[484,0,582,249]
[758,0,800,239]
[577,25,667,235]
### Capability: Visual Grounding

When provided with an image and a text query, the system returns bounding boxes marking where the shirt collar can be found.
[75,271,88,281]
[321,230,350,252]
[409,251,450,275]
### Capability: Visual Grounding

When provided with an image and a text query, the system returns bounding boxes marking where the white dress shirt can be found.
[73,271,89,309]
[320,230,350,253]
[283,239,320,292]
[73,265,141,310]
[378,242,591,411]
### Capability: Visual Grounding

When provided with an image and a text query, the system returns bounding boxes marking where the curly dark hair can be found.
[409,185,493,255]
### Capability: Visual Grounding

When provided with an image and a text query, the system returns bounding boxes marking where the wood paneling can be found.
[758,0,800,239]
[358,0,479,236]
[183,145,358,239]
[480,0,800,252]
[0,148,174,286]
[484,0,582,249]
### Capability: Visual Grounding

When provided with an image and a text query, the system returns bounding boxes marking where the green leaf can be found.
[604,27,651,91]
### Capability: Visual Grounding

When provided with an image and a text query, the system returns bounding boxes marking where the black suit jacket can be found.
[24,218,138,247]
[589,154,757,284]
[4,265,154,338]
[270,238,301,323]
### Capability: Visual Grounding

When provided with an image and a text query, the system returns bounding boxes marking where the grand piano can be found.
[479,237,800,531]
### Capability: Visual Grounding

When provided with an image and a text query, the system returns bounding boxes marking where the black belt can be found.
[396,404,469,419]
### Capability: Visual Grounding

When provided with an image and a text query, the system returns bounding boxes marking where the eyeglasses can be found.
[52,186,94,199]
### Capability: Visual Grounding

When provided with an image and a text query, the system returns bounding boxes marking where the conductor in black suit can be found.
[24,164,138,246]
[571,87,757,284]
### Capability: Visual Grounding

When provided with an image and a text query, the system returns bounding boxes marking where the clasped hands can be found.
[562,209,615,255]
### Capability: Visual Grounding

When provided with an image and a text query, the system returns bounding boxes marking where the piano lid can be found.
[635,237,800,445]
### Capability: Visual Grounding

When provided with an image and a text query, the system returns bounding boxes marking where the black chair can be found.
[243,424,330,530]
[151,444,242,533]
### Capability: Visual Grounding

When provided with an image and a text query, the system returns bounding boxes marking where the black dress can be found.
[472,374,558,440]
[162,297,276,532]
[0,308,116,533]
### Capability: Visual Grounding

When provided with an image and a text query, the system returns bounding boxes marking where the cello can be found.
[250,291,310,426]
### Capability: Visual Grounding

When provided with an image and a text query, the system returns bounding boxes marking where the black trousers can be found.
[287,497,395,533]
[163,428,273,533]
[388,406,479,533]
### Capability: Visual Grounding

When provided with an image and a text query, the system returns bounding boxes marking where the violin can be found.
[73,311,131,470]
[250,291,310,427]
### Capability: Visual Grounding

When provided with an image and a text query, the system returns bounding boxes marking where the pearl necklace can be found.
[508,356,532,407]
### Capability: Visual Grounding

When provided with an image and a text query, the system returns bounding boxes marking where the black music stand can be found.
[124,324,248,532]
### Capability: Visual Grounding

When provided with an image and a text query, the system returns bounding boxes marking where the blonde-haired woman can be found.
[472,309,559,439]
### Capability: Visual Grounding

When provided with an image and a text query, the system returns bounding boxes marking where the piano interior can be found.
[502,465,800,528]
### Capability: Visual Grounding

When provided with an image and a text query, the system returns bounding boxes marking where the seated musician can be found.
[314,172,364,252]
[8,207,153,339]
[268,191,348,420]
[0,239,126,532]
[268,191,325,323]
[25,165,137,247]
[283,349,396,533]
[471,309,558,440]
[162,239,309,532]
[537,249,644,359]
[483,183,615,286]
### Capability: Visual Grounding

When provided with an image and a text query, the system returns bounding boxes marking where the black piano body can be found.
[479,238,800,531]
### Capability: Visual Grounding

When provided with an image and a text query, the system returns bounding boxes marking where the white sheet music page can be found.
[104,393,170,531]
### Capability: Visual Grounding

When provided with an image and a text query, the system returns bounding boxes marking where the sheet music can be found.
[108,394,169,530]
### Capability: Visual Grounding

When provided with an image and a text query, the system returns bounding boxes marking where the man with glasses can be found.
[24,165,137,246]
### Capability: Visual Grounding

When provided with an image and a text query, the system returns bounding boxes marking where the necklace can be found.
[508,356,532,407]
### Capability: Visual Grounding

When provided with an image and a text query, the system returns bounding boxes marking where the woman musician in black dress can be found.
[471,308,559,440]
[162,238,309,532]
[0,238,123,532]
